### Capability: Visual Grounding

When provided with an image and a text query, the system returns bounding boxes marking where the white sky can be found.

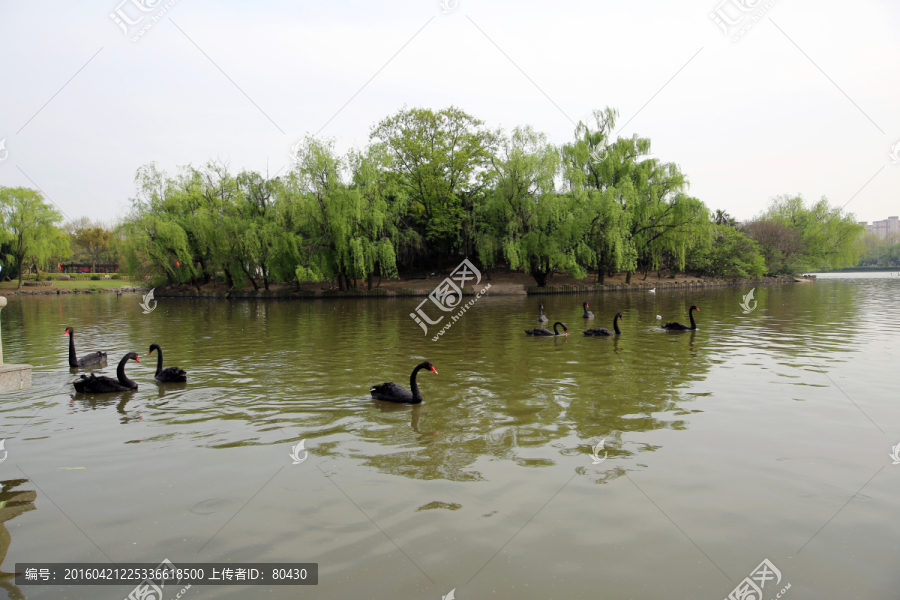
[1,0,898,225]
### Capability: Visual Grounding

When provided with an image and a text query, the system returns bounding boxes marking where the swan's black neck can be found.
[552,321,566,335]
[68,332,78,367]
[153,346,164,375]
[409,363,428,401]
[689,310,697,329]
[583,306,590,317]
[613,316,621,335]
[117,356,137,389]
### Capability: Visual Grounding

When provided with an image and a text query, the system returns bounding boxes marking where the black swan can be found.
[582,302,594,319]
[537,303,549,322]
[525,321,568,336]
[370,361,437,404]
[64,327,107,367]
[662,305,699,330]
[148,344,187,382]
[585,312,623,336]
[73,353,140,393]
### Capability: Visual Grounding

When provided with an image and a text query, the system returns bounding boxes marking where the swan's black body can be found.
[583,302,594,319]
[149,344,187,382]
[64,327,107,367]
[537,303,548,322]
[662,306,699,330]
[371,361,437,404]
[585,312,623,336]
[73,353,140,393]
[525,321,568,336]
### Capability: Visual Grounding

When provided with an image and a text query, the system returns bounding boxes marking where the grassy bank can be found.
[0,279,141,293]
[821,266,900,272]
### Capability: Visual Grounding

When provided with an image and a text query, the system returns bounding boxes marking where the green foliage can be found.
[477,126,584,286]
[90,275,101,280]
[68,217,114,271]
[857,232,900,266]
[560,109,635,283]
[744,195,864,274]
[370,106,496,257]
[112,106,838,288]
[0,186,71,288]
[686,225,766,277]
[562,108,709,282]
[285,136,402,289]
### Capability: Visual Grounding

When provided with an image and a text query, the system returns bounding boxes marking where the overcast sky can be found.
[1,0,898,225]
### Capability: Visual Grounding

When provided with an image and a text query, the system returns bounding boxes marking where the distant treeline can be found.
[0,106,866,290]
[856,232,900,267]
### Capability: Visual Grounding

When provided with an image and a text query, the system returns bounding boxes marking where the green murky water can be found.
[1,273,898,599]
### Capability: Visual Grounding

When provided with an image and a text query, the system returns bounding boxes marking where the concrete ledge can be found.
[0,364,33,392]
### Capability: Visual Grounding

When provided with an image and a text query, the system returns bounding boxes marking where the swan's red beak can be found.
[696,307,700,312]
[135,357,141,363]
[63,329,69,336]
[430,366,438,374]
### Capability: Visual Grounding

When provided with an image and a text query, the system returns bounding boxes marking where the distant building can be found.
[862,216,899,239]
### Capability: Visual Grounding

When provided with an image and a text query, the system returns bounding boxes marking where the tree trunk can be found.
[338,273,345,291]
[531,264,551,287]
[598,271,605,284]
[196,256,210,284]
[16,255,24,290]
[625,271,633,284]
[240,264,259,291]
[223,267,235,289]
[368,271,374,291]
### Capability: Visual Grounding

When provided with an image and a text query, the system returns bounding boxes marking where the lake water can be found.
[1,273,898,599]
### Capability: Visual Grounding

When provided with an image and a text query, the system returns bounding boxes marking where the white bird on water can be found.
[656,315,662,320]
[648,287,656,293]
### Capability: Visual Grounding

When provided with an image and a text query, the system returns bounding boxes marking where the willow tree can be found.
[561,108,635,283]
[347,145,405,289]
[184,162,254,288]
[614,145,709,281]
[0,186,71,288]
[233,171,284,290]
[287,136,401,290]
[477,126,584,286]
[119,164,205,286]
[370,106,496,263]
[765,195,865,269]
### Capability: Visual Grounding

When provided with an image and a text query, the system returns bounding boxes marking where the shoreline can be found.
[3,285,150,296]
[156,275,804,299]
[1,275,810,300]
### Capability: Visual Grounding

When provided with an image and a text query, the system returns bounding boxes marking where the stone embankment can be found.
[525,275,811,295]
[8,286,150,296]
[153,276,812,300]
